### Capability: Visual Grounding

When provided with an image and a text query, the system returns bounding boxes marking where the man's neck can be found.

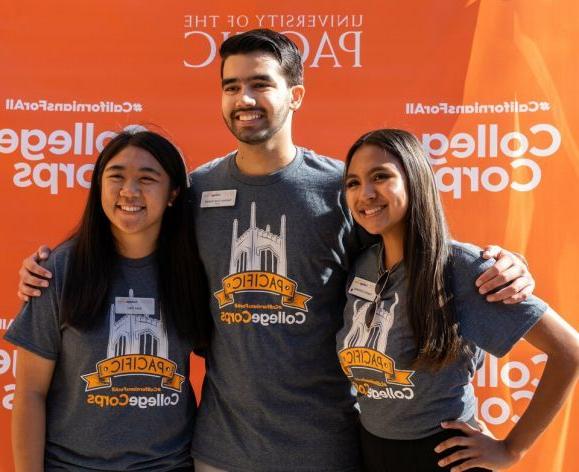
[235,140,297,176]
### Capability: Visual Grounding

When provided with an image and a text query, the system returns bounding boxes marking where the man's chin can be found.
[234,130,273,145]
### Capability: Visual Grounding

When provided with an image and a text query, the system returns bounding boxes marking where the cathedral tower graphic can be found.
[106,289,168,359]
[229,201,287,276]
[343,294,399,353]
[82,289,185,392]
[214,202,311,311]
[339,292,414,387]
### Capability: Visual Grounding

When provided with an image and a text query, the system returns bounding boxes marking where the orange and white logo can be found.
[339,293,415,392]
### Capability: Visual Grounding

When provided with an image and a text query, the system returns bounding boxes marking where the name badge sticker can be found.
[115,296,155,315]
[200,189,237,208]
[348,277,376,302]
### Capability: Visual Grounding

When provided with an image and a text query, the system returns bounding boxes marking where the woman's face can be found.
[101,145,176,249]
[345,144,409,240]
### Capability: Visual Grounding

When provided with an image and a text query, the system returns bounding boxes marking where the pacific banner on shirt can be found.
[1,1,578,471]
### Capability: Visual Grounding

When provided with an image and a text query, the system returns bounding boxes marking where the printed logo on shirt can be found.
[215,202,312,326]
[81,289,186,409]
[338,293,416,400]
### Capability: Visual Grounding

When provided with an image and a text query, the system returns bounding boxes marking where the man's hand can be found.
[435,421,521,471]
[17,246,52,302]
[476,245,534,304]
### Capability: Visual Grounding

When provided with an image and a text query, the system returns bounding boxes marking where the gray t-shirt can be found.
[189,148,360,472]
[336,241,547,440]
[5,241,195,471]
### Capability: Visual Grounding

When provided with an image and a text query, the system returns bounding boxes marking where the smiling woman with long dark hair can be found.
[337,128,579,472]
[5,130,210,471]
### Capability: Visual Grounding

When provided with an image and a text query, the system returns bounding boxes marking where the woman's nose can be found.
[120,180,141,197]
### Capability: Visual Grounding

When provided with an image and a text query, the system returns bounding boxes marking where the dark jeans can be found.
[361,425,492,472]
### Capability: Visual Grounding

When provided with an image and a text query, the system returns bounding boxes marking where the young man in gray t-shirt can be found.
[18,29,536,472]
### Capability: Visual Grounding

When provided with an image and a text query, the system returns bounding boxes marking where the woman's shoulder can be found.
[41,239,76,275]
[448,240,494,276]
[445,240,497,299]
[449,240,484,260]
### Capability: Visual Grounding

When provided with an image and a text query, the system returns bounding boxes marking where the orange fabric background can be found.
[1,1,577,470]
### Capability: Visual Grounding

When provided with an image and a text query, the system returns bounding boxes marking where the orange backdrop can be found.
[1,1,577,470]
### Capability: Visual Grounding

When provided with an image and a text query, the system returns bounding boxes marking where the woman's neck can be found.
[112,231,158,259]
[381,229,405,270]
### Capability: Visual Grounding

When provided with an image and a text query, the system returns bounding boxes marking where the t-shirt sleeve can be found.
[450,242,547,358]
[4,257,61,360]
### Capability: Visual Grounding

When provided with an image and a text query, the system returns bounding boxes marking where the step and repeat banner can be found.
[1,1,577,470]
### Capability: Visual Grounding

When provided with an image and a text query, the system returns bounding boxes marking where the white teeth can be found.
[238,113,262,121]
[119,206,142,212]
[363,207,383,216]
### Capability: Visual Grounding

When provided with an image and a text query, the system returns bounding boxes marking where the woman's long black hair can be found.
[60,130,211,349]
[345,129,468,369]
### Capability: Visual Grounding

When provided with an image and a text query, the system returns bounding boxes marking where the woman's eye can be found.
[345,180,359,189]
[374,173,390,181]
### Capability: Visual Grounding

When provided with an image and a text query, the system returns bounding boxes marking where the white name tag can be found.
[115,296,155,315]
[200,189,237,208]
[348,277,377,302]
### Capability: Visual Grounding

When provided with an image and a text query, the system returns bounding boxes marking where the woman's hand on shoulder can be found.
[435,420,521,471]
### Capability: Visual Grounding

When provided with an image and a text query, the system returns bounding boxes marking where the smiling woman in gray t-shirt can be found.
[5,131,210,471]
[338,129,579,472]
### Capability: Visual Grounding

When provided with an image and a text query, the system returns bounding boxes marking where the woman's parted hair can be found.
[345,129,467,369]
[60,130,211,349]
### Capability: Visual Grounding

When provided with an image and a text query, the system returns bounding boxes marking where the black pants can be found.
[361,425,492,472]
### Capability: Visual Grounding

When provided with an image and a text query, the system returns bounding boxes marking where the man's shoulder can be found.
[298,148,345,189]
[188,153,234,184]
[301,148,344,173]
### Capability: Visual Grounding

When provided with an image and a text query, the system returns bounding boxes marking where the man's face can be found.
[221,52,302,145]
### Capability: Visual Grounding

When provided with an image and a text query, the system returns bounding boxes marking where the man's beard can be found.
[225,104,290,145]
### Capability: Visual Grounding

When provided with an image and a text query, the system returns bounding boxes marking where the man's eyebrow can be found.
[222,74,275,87]
[249,74,274,82]
[221,78,238,87]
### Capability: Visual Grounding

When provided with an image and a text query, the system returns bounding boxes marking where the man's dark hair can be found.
[219,29,303,86]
